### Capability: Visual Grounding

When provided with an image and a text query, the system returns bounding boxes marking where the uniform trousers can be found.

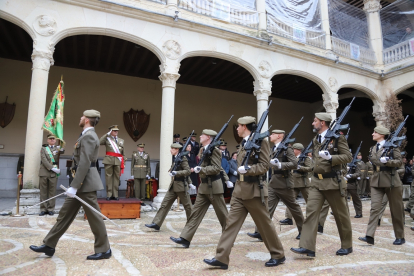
[43,191,110,253]
[134,178,147,200]
[405,183,414,209]
[318,200,330,227]
[299,188,352,252]
[180,194,227,242]
[347,188,362,215]
[366,186,404,239]
[104,164,120,198]
[39,176,57,212]
[215,196,285,265]
[285,187,309,219]
[152,190,192,227]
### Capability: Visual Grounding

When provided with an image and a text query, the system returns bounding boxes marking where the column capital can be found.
[253,79,272,101]
[363,0,382,13]
[32,48,54,71]
[159,72,180,88]
[372,100,387,126]
[322,92,339,114]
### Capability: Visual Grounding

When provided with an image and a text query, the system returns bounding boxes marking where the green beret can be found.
[315,112,331,122]
[374,126,390,135]
[83,109,100,118]
[237,116,256,125]
[292,143,304,150]
[137,143,145,148]
[47,134,56,139]
[202,129,217,136]
[108,125,119,131]
[171,143,182,149]
[272,129,285,134]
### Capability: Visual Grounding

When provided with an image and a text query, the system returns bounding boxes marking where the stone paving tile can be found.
[0,200,413,275]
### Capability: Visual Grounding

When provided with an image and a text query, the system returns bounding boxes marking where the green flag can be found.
[43,80,65,147]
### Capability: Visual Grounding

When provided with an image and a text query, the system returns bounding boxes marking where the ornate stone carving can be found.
[253,79,272,100]
[372,111,387,123]
[258,60,272,78]
[159,72,180,88]
[328,77,338,91]
[33,15,57,36]
[322,92,339,113]
[159,62,180,75]
[31,49,54,71]
[363,0,382,13]
[162,40,181,60]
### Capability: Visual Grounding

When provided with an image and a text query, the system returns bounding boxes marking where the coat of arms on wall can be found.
[233,124,243,144]
[123,109,150,142]
[0,97,16,128]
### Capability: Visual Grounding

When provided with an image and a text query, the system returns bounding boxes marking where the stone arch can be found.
[179,50,260,82]
[337,84,380,102]
[51,27,165,63]
[394,82,414,96]
[0,10,36,40]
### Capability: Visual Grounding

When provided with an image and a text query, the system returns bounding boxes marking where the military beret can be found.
[47,134,56,139]
[190,133,197,137]
[272,129,285,134]
[108,125,119,131]
[237,116,256,125]
[83,109,100,118]
[292,143,304,150]
[174,133,180,138]
[171,143,182,149]
[357,152,362,156]
[202,129,217,136]
[183,137,188,142]
[374,126,390,135]
[137,143,145,148]
[315,112,331,122]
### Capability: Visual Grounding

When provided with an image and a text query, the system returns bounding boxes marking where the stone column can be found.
[363,0,383,65]
[319,0,332,50]
[253,79,272,131]
[256,0,267,32]
[373,100,387,126]
[153,64,180,208]
[322,92,339,120]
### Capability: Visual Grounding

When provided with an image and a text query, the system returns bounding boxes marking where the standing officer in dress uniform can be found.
[131,143,151,202]
[30,110,111,260]
[291,112,353,257]
[247,130,304,241]
[189,133,200,156]
[219,139,231,161]
[354,153,367,197]
[145,143,193,230]
[366,159,374,197]
[204,117,286,269]
[100,125,125,200]
[359,126,405,245]
[283,143,313,225]
[38,134,64,216]
[345,157,363,218]
[173,134,183,145]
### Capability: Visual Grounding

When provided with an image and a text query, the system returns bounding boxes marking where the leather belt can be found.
[174,177,185,181]
[201,174,221,183]
[376,166,392,172]
[314,171,337,179]
[134,165,146,168]
[237,174,259,182]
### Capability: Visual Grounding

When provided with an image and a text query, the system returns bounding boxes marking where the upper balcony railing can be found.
[178,0,259,29]
[331,37,377,65]
[383,40,414,64]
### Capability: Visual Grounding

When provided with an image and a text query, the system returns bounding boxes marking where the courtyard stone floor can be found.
[0,199,414,275]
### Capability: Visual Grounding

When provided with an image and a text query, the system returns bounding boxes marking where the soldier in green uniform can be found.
[204,117,285,269]
[346,156,363,218]
[247,130,303,241]
[145,143,193,230]
[354,153,367,197]
[291,112,352,257]
[170,129,232,248]
[359,126,405,245]
[30,110,111,260]
[100,125,125,200]
[283,143,313,225]
[38,134,64,216]
[131,143,151,202]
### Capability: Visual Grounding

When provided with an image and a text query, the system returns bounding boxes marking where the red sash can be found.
[106,151,125,175]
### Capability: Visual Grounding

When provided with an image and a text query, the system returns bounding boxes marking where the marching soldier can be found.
[170,129,232,248]
[291,113,353,257]
[345,157,363,218]
[145,143,193,230]
[38,134,64,216]
[283,143,313,226]
[354,153,367,197]
[30,110,111,260]
[131,143,151,203]
[359,126,405,245]
[204,117,285,269]
[100,125,125,200]
[247,130,303,241]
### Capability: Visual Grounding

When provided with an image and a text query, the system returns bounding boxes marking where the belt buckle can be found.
[317,174,323,180]
[376,167,380,172]
[240,175,244,181]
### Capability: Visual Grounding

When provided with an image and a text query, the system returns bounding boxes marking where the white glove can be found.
[107,131,111,135]
[319,151,331,160]
[366,177,369,179]
[169,171,177,177]
[270,158,279,166]
[357,177,361,180]
[233,171,237,176]
[346,174,352,179]
[59,147,65,152]
[51,168,60,174]
[67,175,70,179]
[66,187,77,198]
[194,166,202,173]
[297,165,301,170]
[238,166,250,174]
[131,175,135,179]
[189,184,196,189]
[146,175,150,179]
[226,181,234,188]
[380,157,389,163]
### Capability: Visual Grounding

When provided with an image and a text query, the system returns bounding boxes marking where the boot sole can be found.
[265,257,286,267]
[290,248,315,257]
[87,255,111,260]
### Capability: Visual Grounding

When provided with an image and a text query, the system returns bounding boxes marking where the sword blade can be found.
[26,192,66,209]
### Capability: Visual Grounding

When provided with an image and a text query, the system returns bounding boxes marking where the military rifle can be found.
[298,140,313,166]
[381,115,409,158]
[272,117,303,159]
[320,97,355,151]
[347,141,363,174]
[344,128,350,140]
[171,130,194,172]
